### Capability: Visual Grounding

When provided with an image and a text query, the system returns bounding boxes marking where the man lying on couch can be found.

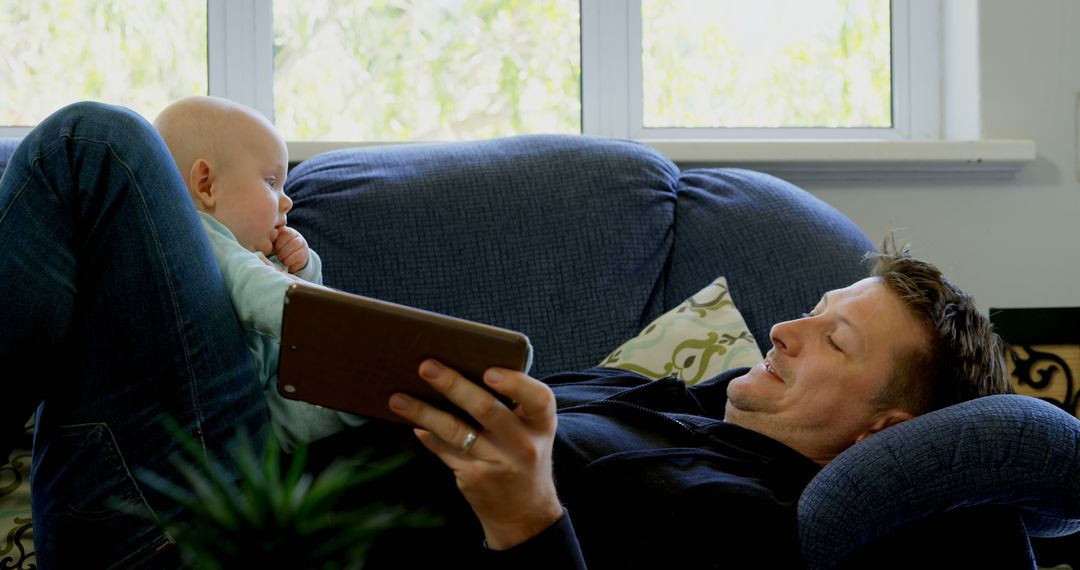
[386,243,1012,568]
[0,101,1011,568]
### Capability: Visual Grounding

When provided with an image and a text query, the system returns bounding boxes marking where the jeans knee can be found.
[58,100,142,124]
[41,101,158,147]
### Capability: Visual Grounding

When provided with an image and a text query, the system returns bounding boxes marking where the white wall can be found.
[803,0,1080,311]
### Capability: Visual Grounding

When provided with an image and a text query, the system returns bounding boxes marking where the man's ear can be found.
[189,158,215,209]
[854,408,914,443]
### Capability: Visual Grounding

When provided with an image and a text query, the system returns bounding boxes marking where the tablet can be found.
[277,282,532,425]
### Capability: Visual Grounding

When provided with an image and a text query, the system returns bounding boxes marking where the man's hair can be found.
[868,237,1010,416]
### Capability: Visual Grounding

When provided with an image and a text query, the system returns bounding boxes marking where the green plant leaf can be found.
[136,417,441,568]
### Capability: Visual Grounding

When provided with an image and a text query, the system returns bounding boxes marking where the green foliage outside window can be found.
[272,0,581,141]
[0,0,891,137]
[643,0,891,128]
[0,0,206,126]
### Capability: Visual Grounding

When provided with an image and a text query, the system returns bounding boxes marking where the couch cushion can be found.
[287,137,875,375]
[0,139,19,181]
[286,135,680,376]
[670,168,875,347]
[798,394,1080,568]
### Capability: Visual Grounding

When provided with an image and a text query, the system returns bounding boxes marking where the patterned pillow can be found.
[0,419,34,569]
[599,277,763,385]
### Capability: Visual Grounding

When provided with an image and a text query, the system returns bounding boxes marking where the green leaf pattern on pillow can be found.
[599,277,764,385]
[0,419,34,569]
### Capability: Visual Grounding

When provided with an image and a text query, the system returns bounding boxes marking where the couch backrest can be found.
[0,139,18,178]
[669,168,876,357]
[285,135,874,376]
[0,134,874,376]
[286,135,679,377]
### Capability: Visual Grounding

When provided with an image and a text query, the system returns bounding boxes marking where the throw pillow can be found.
[599,276,763,385]
[0,418,34,569]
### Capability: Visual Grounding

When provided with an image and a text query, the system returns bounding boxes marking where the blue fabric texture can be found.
[286,135,680,377]
[0,138,18,179]
[285,135,873,376]
[670,168,874,345]
[798,394,1080,569]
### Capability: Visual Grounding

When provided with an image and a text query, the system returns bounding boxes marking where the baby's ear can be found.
[190,158,215,209]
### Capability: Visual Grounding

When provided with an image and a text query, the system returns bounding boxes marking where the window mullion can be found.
[581,0,633,138]
[626,0,646,140]
[207,0,274,121]
[901,0,942,139]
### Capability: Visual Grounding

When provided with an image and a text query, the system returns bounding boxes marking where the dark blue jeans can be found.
[0,102,269,568]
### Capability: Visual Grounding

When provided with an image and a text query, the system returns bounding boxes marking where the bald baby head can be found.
[154,96,284,194]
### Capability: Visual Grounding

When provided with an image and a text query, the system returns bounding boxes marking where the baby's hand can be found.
[273,226,310,273]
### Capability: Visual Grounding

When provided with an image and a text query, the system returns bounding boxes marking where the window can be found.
[272,0,580,141]
[584,0,938,141]
[0,0,207,128]
[1,0,938,143]
[641,0,891,129]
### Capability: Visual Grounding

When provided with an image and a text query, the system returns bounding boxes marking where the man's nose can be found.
[769,319,801,354]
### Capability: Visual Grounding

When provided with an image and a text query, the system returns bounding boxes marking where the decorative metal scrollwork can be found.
[1008,344,1077,417]
[0,449,34,570]
[0,516,34,570]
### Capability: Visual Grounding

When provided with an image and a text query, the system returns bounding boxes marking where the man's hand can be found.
[273,226,309,273]
[389,360,564,550]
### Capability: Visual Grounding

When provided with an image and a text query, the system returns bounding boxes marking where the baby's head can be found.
[155,96,291,255]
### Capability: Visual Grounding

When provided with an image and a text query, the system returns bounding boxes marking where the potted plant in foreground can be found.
[137,421,439,569]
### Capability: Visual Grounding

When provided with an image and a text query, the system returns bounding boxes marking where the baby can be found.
[154,96,365,450]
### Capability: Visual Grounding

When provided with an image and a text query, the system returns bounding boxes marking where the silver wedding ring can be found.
[459,431,478,454]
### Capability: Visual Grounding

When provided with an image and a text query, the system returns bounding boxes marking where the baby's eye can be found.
[801,311,818,318]
[827,335,843,352]
[264,177,277,187]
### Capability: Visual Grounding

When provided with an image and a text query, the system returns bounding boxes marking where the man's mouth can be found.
[763,360,783,383]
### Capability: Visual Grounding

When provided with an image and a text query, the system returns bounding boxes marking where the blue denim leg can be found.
[0,102,269,568]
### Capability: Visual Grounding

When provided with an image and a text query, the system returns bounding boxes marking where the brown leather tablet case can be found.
[278,282,531,425]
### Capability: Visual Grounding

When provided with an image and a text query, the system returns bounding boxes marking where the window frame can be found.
[207,0,274,122]
[0,0,938,142]
[582,0,940,141]
[200,0,1032,180]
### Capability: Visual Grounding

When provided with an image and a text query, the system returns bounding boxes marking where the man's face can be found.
[724,277,928,464]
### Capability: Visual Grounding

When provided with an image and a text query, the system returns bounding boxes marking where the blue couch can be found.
[1,134,1078,568]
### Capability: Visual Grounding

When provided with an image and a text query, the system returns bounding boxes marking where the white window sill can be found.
[642,139,1037,181]
[288,139,1036,182]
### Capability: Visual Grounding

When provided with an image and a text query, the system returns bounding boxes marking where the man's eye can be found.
[801,311,818,318]
[827,336,843,352]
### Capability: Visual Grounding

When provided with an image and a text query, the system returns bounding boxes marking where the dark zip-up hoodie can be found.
[485,366,821,569]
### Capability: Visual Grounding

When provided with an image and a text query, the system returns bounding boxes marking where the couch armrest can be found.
[798,394,1080,569]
